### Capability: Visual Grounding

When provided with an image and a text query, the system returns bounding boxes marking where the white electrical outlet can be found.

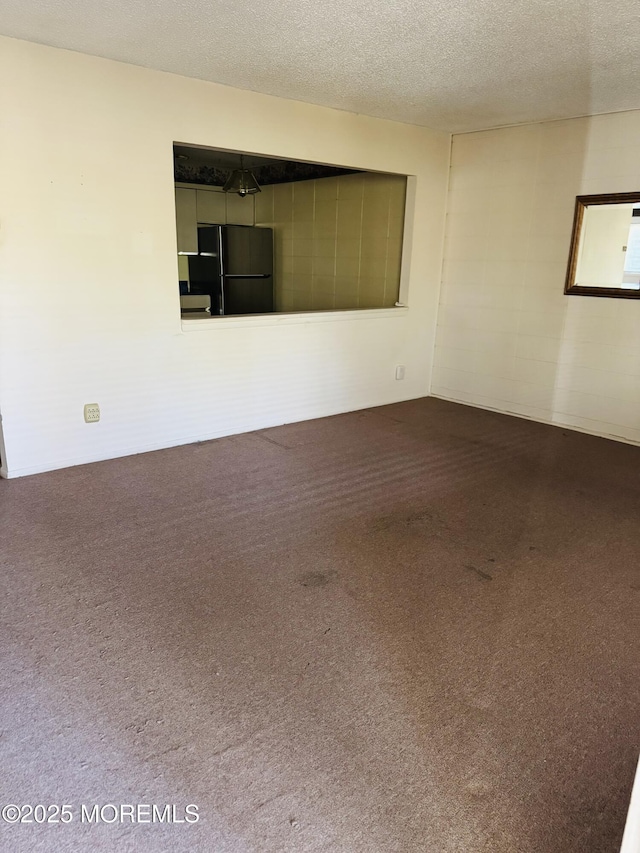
[395,365,406,380]
[84,403,100,423]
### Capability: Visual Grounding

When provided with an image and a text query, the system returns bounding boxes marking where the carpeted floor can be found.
[0,397,638,853]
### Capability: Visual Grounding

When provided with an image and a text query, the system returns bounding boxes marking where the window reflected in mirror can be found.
[566,192,640,298]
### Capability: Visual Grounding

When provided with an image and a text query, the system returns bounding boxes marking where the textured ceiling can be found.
[1,0,640,132]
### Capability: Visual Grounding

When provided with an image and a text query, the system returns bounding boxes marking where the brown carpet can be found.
[0,397,638,853]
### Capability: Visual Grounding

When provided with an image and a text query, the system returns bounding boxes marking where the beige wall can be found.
[255,173,406,311]
[0,36,449,478]
[433,110,640,445]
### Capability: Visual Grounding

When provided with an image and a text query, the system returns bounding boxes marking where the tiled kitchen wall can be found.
[432,110,640,444]
[255,172,406,311]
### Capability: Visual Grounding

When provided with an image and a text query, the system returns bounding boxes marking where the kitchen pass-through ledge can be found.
[180,305,409,331]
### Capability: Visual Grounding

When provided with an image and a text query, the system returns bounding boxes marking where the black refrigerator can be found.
[187,225,274,316]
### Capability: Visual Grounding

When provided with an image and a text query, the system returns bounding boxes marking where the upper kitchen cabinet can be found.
[177,185,256,228]
[175,188,198,255]
[196,189,226,224]
[225,192,255,226]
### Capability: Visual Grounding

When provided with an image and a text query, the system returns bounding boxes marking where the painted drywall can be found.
[255,172,406,312]
[0,36,449,478]
[432,110,640,445]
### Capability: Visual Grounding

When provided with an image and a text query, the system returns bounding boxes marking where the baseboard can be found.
[429,391,640,449]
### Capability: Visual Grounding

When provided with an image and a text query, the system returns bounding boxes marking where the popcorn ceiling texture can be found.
[1,0,639,131]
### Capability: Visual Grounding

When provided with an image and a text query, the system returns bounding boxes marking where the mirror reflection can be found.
[566,192,640,297]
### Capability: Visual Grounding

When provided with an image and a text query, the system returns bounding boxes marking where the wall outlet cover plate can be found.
[84,403,100,423]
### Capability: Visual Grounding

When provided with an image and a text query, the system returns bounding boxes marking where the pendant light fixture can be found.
[222,154,261,197]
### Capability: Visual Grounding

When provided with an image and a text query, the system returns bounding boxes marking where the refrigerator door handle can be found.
[223,273,272,279]
[218,226,225,315]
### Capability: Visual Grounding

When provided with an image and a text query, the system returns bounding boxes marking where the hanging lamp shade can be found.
[223,155,261,197]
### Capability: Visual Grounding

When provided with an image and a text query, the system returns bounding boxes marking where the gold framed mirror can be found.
[565,191,640,298]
